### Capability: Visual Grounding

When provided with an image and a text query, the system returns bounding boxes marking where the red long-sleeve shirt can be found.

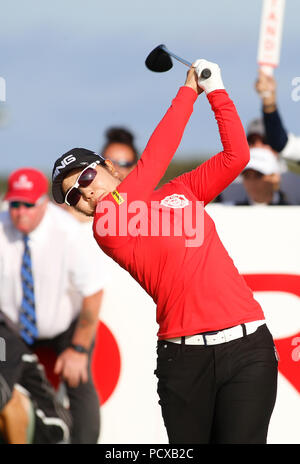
[93,87,264,339]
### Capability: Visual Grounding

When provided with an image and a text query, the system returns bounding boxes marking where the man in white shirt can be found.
[0,167,106,444]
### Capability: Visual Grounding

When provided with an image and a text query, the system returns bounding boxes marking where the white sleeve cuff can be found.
[281,133,300,162]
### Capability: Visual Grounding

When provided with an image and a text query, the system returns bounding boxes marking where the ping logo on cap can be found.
[111,190,124,205]
[13,175,33,190]
[53,154,77,180]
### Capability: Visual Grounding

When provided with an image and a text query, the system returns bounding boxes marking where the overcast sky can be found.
[0,0,299,175]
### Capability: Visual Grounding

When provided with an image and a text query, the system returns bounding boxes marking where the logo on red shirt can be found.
[160,194,189,209]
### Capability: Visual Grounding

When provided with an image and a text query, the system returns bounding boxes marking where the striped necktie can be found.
[19,235,38,344]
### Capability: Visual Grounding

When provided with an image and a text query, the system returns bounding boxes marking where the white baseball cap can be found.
[244,148,281,175]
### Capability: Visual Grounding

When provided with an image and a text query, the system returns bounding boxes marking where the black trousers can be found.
[33,319,100,444]
[0,321,72,444]
[155,324,278,444]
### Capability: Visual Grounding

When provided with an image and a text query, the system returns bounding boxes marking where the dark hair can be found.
[247,134,269,147]
[101,127,139,163]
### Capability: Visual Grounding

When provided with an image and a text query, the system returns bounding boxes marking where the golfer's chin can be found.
[75,201,97,217]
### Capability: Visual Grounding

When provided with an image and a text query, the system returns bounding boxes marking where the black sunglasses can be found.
[10,201,35,209]
[64,162,101,207]
[110,159,136,168]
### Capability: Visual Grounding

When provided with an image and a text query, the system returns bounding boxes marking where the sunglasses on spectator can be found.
[10,201,36,209]
[242,170,264,179]
[64,161,102,207]
[109,159,136,168]
[9,195,47,209]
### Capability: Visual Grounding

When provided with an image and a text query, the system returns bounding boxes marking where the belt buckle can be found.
[203,330,220,346]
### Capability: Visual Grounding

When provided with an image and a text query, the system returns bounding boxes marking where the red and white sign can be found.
[257,0,285,75]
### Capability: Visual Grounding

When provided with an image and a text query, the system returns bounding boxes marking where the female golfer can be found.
[52,60,278,444]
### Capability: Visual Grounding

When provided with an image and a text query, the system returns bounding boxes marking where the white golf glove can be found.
[194,59,225,95]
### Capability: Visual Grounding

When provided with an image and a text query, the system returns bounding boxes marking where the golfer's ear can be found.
[104,159,118,177]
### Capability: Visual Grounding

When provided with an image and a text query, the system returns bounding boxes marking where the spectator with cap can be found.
[0,167,106,444]
[253,71,300,205]
[255,69,300,169]
[251,70,300,205]
[237,143,289,205]
[217,118,290,205]
[238,118,290,205]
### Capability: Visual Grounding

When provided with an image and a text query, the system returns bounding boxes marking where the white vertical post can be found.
[0,77,6,102]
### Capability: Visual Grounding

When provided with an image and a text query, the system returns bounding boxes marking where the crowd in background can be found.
[0,124,138,444]
[217,71,300,206]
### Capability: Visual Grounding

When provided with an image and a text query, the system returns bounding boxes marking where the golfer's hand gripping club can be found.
[194,59,225,95]
[160,45,211,79]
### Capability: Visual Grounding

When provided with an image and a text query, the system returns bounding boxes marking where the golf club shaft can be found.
[161,45,211,79]
[161,45,192,67]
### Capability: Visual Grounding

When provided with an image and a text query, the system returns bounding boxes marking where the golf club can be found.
[145,44,211,79]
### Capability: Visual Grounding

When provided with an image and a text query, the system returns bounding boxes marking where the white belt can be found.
[163,320,265,346]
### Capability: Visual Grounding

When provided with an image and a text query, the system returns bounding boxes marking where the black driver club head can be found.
[145,44,173,72]
[145,44,211,79]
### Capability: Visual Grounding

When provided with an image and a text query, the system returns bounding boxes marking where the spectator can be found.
[255,70,300,168]
[0,168,106,444]
[0,309,71,444]
[238,143,289,205]
[217,118,290,205]
[101,127,138,180]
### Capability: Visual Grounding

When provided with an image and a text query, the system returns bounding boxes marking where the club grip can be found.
[201,68,211,79]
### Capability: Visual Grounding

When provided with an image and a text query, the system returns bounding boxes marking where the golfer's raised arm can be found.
[109,70,200,205]
[93,69,200,249]
[178,60,250,205]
